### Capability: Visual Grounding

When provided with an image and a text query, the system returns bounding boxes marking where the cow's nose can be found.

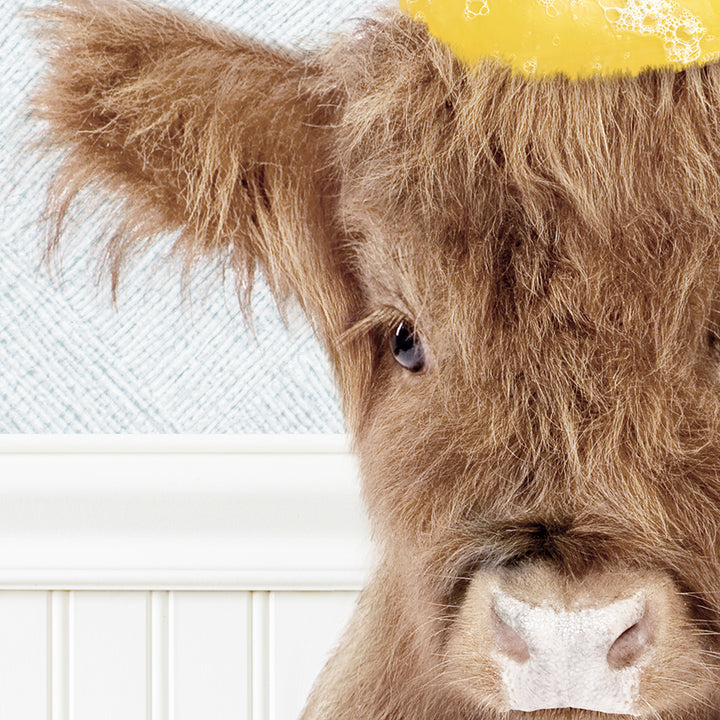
[492,588,651,715]
[447,566,709,717]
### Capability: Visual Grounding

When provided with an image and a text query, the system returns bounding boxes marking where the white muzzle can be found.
[492,589,648,715]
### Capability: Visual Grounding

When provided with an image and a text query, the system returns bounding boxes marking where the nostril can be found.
[607,607,653,669]
[492,608,530,663]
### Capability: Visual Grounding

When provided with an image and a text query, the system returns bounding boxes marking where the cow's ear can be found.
[32,0,358,352]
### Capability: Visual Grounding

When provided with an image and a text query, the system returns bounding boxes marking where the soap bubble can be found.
[536,0,570,18]
[597,0,704,63]
[464,0,490,19]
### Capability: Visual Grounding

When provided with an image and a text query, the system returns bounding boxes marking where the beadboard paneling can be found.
[171,592,251,720]
[0,591,48,720]
[271,591,358,720]
[0,436,367,719]
[71,592,149,720]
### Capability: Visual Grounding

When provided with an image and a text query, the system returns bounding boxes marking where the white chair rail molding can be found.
[0,434,371,720]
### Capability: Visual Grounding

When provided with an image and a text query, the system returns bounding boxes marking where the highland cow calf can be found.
[32,1,720,718]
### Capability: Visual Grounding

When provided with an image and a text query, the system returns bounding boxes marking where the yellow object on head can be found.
[399,0,720,78]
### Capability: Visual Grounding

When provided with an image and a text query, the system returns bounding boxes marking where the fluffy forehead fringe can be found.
[321,12,720,356]
[317,13,720,472]
[320,12,720,278]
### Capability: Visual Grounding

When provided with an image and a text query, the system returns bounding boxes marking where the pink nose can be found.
[492,588,651,714]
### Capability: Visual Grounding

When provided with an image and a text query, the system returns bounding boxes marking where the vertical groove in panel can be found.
[267,593,276,720]
[147,594,151,720]
[68,592,74,720]
[251,592,271,720]
[168,591,175,720]
[47,593,52,720]
[50,591,70,720]
[246,594,253,720]
[150,592,170,720]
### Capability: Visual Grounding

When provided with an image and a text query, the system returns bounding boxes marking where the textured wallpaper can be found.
[0,0,380,433]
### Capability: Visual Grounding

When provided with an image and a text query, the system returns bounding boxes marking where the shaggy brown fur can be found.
[31,1,720,718]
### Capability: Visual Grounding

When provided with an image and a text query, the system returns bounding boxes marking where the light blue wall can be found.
[1,0,380,432]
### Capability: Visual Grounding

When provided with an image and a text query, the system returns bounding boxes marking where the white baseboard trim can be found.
[0,435,372,591]
[0,433,351,454]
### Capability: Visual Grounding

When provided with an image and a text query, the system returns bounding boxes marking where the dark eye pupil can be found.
[391,321,425,372]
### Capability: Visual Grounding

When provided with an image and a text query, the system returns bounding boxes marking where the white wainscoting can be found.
[0,435,371,720]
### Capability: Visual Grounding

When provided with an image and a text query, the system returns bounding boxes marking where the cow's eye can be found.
[391,320,426,372]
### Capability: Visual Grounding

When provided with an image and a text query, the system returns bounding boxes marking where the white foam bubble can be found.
[464,0,490,20]
[537,0,571,19]
[598,0,705,63]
